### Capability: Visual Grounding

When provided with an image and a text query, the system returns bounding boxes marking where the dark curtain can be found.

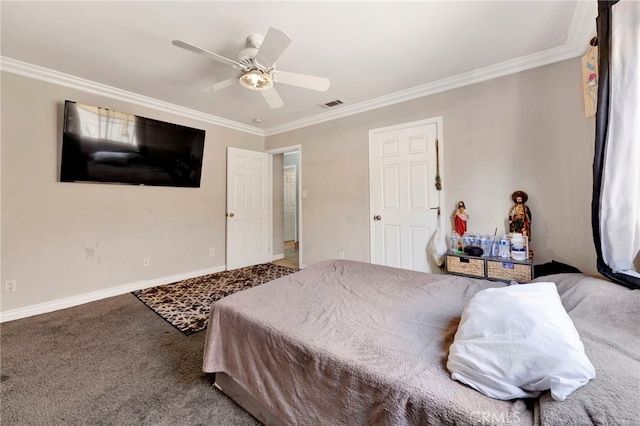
[592,0,640,289]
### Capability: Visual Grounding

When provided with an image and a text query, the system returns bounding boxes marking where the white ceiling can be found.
[1,1,597,135]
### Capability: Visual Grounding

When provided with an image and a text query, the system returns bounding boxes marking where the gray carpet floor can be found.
[0,293,261,425]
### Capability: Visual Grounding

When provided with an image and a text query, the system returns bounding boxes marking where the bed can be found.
[202,259,640,425]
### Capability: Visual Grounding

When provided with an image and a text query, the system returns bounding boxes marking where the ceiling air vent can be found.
[321,99,344,108]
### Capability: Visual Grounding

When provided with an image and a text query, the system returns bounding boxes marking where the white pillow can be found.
[446,282,595,401]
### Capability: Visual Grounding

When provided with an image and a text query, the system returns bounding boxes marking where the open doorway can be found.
[269,147,301,269]
[283,164,297,238]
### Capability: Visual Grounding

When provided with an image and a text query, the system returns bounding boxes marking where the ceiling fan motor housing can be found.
[246,34,264,49]
[237,34,274,91]
[173,27,329,108]
[237,47,259,70]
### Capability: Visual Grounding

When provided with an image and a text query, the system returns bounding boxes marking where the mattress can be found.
[202,259,640,425]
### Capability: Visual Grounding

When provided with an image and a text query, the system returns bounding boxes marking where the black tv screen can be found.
[60,100,205,187]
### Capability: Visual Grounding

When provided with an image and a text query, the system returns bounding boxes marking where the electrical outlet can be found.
[209,247,215,257]
[339,251,345,259]
[5,280,17,292]
[143,258,150,267]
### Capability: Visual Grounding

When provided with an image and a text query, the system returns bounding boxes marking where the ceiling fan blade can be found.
[261,87,284,109]
[272,70,330,92]
[255,28,292,69]
[201,77,237,93]
[172,40,245,70]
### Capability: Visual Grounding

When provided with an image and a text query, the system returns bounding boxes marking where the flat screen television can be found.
[60,100,206,187]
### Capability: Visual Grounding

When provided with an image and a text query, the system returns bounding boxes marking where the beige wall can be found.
[1,56,598,315]
[1,72,263,313]
[266,58,597,274]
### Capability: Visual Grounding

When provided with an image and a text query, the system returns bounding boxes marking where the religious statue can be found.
[508,190,532,240]
[454,201,469,237]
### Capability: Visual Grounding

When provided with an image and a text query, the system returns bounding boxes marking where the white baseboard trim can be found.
[0,265,226,323]
[272,253,285,261]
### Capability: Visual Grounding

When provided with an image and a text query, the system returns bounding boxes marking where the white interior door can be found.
[226,147,271,270]
[369,118,443,273]
[283,166,297,242]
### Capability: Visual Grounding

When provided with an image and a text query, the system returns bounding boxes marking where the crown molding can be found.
[264,44,580,136]
[1,2,596,139]
[265,2,597,136]
[264,2,597,136]
[566,0,598,54]
[0,56,264,136]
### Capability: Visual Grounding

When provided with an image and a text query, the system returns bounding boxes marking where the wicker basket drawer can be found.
[486,259,533,283]
[445,255,485,279]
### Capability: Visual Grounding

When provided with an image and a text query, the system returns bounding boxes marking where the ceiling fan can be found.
[172,27,330,109]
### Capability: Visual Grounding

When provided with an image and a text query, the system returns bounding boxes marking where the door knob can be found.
[374,215,382,221]
[226,212,235,217]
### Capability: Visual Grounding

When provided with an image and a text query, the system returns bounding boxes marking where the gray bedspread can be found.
[202,259,639,425]
[532,273,640,425]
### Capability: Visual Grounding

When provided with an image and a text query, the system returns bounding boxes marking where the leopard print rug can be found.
[132,263,297,335]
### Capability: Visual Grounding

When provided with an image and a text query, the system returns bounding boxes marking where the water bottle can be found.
[490,236,500,257]
[471,234,482,248]
[449,233,459,252]
[480,235,491,257]
[499,235,510,258]
[462,234,471,250]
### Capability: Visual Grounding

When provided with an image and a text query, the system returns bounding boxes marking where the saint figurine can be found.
[508,190,532,240]
[454,201,468,237]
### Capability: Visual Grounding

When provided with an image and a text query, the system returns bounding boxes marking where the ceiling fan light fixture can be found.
[239,70,273,91]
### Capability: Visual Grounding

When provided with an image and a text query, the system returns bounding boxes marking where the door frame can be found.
[267,144,303,268]
[283,164,298,242]
[368,117,446,267]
